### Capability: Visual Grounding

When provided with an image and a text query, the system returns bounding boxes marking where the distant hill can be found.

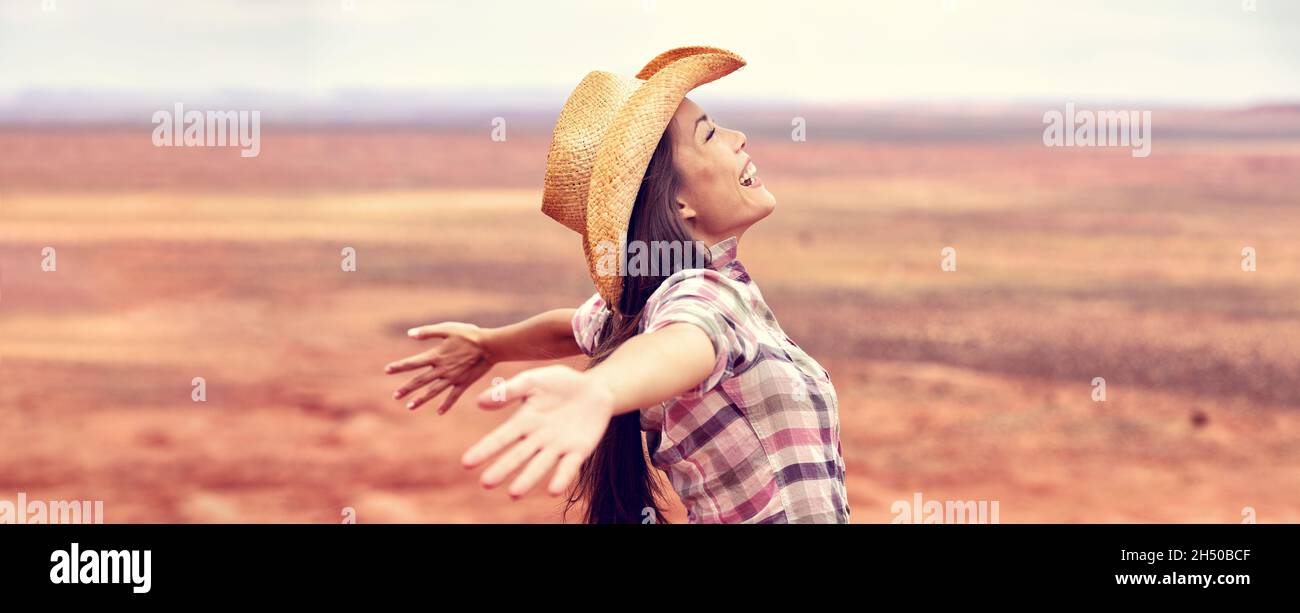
[2,89,1299,140]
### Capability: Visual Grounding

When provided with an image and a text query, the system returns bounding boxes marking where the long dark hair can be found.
[563,125,710,523]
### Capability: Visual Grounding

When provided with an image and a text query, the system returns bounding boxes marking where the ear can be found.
[676,197,698,226]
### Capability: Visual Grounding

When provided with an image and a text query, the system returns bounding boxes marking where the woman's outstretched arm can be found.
[384,308,580,413]
[461,322,716,498]
[479,308,582,362]
[584,322,716,415]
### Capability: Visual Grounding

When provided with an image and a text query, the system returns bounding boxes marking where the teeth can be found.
[739,161,758,186]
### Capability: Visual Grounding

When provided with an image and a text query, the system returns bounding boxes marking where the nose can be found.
[732,129,747,153]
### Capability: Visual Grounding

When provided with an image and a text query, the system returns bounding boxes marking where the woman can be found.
[385,46,848,524]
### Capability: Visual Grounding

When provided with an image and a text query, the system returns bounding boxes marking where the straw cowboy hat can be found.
[540,46,746,312]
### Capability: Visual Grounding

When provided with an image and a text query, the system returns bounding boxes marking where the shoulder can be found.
[644,267,752,323]
[571,292,610,357]
[642,268,760,397]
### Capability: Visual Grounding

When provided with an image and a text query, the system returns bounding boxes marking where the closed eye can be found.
[706,126,716,141]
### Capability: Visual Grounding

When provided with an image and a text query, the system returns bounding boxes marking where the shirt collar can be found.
[706,236,749,283]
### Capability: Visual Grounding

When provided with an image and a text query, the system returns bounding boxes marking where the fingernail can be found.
[407,328,419,337]
[406,402,415,410]
[393,391,400,399]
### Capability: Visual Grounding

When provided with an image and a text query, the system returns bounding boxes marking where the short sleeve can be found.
[641,269,758,398]
[571,292,610,357]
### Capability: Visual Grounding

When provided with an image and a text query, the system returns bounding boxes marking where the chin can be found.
[750,186,777,217]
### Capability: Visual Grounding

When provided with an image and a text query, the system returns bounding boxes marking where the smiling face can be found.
[666,97,776,247]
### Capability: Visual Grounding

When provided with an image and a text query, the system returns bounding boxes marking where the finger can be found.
[436,384,469,415]
[481,435,545,489]
[462,414,532,468]
[393,366,446,400]
[407,378,454,411]
[508,447,560,499]
[385,352,435,374]
[547,452,586,497]
[476,371,534,410]
[407,323,455,340]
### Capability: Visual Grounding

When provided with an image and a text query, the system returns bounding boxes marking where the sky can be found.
[1,0,1298,106]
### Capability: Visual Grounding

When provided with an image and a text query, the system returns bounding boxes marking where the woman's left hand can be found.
[385,322,494,414]
[462,365,615,499]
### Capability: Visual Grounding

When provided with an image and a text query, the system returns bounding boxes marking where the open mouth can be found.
[738,159,760,188]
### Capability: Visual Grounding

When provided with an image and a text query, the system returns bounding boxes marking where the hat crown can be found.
[541,71,641,235]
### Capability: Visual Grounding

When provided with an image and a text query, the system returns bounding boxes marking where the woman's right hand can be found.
[385,322,495,414]
[462,365,615,498]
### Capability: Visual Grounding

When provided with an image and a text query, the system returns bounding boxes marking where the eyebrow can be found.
[694,114,710,133]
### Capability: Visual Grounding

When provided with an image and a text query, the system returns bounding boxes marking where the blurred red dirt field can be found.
[2,127,1299,522]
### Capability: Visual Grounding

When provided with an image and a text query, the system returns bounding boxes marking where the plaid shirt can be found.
[572,237,850,523]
